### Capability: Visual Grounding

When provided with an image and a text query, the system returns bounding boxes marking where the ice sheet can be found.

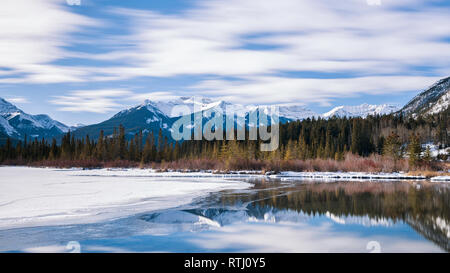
[0,167,250,229]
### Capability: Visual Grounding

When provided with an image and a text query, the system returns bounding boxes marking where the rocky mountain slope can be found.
[0,98,70,140]
[400,76,450,117]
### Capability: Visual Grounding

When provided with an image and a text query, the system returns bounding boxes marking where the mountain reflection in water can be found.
[142,179,450,252]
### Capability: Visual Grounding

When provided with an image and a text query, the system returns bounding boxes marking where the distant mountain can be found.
[72,101,173,140]
[71,97,318,141]
[323,103,400,118]
[400,76,450,117]
[0,94,416,144]
[72,97,406,141]
[144,97,233,118]
[0,98,70,140]
[145,96,318,120]
[256,105,318,121]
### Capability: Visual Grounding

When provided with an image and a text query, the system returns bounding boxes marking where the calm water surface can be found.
[0,178,449,253]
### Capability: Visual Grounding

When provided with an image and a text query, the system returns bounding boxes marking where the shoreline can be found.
[5,165,448,182]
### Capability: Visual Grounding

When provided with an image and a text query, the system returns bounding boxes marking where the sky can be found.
[0,0,449,126]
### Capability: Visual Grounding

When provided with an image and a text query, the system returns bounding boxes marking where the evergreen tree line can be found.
[0,108,448,165]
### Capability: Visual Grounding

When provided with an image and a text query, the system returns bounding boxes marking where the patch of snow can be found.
[269,171,426,181]
[0,116,17,136]
[422,143,449,158]
[427,92,450,115]
[431,176,450,182]
[146,116,159,124]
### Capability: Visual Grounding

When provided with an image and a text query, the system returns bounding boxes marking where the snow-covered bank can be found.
[62,168,447,182]
[0,167,251,230]
[269,171,428,181]
[431,176,450,182]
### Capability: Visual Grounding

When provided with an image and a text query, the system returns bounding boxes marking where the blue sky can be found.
[0,0,449,125]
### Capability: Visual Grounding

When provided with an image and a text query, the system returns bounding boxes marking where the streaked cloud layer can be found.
[0,0,449,123]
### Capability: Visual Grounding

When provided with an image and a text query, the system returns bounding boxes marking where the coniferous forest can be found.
[0,108,449,173]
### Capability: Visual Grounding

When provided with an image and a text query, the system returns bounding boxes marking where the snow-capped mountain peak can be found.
[0,98,70,139]
[142,97,235,118]
[134,97,403,122]
[33,114,70,132]
[140,96,317,121]
[322,103,400,118]
[278,105,318,120]
[0,98,21,116]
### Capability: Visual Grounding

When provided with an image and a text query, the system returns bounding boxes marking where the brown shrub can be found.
[2,153,446,173]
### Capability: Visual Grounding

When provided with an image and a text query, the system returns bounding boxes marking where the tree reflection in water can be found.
[185,179,450,252]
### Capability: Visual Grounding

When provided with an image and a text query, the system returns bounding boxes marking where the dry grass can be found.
[2,153,447,174]
[148,153,415,173]
[407,170,448,178]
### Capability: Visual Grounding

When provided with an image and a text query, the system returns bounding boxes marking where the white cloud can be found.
[0,0,98,83]
[47,75,440,113]
[1,0,449,106]
[191,75,441,105]
[66,0,81,6]
[6,97,30,104]
[49,89,179,113]
[89,0,449,104]
[50,89,134,113]
[128,92,179,102]
[101,0,450,76]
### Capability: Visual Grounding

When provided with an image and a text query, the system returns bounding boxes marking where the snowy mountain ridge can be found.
[0,98,70,139]
[138,96,319,121]
[137,97,402,120]
[2,76,449,140]
[322,103,400,118]
[400,76,450,117]
[0,95,403,141]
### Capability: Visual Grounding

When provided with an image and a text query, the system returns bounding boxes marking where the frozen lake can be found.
[0,167,448,252]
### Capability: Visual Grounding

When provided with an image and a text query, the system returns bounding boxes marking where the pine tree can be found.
[383,132,402,171]
[423,145,432,166]
[142,132,155,163]
[49,138,58,160]
[351,119,361,155]
[95,130,106,161]
[284,140,295,160]
[407,134,422,168]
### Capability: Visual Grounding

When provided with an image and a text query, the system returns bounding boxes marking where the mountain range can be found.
[0,98,70,141]
[65,99,400,141]
[0,76,449,142]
